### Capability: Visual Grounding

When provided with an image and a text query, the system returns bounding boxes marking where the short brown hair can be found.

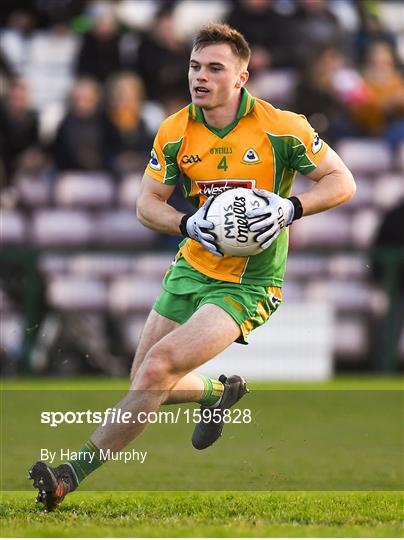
[193,23,251,64]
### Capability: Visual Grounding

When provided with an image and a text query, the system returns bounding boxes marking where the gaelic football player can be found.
[29,23,355,510]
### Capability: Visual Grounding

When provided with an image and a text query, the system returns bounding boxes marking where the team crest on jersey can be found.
[148,148,161,170]
[242,148,261,164]
[312,133,323,155]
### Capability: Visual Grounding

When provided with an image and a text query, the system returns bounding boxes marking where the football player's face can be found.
[189,44,248,110]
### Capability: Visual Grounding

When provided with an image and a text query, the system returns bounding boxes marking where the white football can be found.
[205,187,266,256]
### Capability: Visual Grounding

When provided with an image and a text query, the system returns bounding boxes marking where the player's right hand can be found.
[180,196,224,257]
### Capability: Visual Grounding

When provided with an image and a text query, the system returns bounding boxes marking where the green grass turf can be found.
[2,374,403,390]
[1,491,402,537]
[1,377,403,537]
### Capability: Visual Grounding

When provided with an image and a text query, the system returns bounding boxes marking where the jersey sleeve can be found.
[286,114,328,174]
[145,124,183,185]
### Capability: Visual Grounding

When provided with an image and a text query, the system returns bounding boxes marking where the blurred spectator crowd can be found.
[0,0,403,375]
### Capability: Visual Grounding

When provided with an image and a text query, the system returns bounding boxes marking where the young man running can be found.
[29,23,355,511]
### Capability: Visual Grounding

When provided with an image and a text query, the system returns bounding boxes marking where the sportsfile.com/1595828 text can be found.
[40,408,252,428]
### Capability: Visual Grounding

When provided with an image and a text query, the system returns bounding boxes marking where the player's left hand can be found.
[246,188,295,250]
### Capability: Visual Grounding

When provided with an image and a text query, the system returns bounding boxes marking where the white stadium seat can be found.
[109,276,162,312]
[38,254,70,275]
[31,209,94,246]
[328,254,370,279]
[334,316,368,357]
[343,176,375,209]
[351,208,381,248]
[120,315,148,352]
[17,175,52,207]
[118,174,142,208]
[373,174,404,210]
[95,209,157,246]
[115,0,160,30]
[54,172,115,207]
[249,69,297,106]
[47,277,108,310]
[0,311,24,357]
[133,254,174,279]
[336,138,391,174]
[280,279,305,301]
[291,210,352,247]
[173,1,230,40]
[305,279,374,312]
[0,211,27,244]
[285,254,328,279]
[68,254,135,277]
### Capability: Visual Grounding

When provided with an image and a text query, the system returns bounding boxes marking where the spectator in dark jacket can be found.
[53,77,117,172]
[290,0,344,67]
[135,5,189,107]
[105,72,153,175]
[0,78,39,186]
[76,2,123,83]
[226,0,293,72]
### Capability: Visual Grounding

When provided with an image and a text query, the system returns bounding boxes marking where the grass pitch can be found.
[1,491,402,537]
[1,376,403,537]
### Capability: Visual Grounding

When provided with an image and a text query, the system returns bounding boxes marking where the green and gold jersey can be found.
[145,88,328,286]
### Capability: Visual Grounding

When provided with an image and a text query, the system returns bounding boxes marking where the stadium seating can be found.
[17,175,53,207]
[291,210,352,248]
[109,276,163,312]
[47,276,108,310]
[54,173,116,207]
[1,211,27,244]
[373,174,404,209]
[2,134,401,371]
[31,209,94,246]
[95,209,157,246]
[118,173,142,208]
[336,139,391,175]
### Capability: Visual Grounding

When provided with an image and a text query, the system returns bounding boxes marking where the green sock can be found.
[198,375,224,407]
[67,440,105,484]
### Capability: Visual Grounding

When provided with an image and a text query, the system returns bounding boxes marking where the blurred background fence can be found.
[0,0,403,377]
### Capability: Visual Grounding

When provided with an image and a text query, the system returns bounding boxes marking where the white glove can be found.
[180,196,223,257]
[246,188,295,250]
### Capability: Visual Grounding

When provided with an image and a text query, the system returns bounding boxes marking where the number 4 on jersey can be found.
[217,156,228,172]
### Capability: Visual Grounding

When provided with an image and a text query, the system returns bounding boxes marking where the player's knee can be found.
[141,360,166,386]
[137,348,178,388]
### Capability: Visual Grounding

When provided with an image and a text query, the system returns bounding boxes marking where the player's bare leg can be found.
[130,309,222,404]
[28,306,246,510]
[129,310,178,382]
[90,304,241,452]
